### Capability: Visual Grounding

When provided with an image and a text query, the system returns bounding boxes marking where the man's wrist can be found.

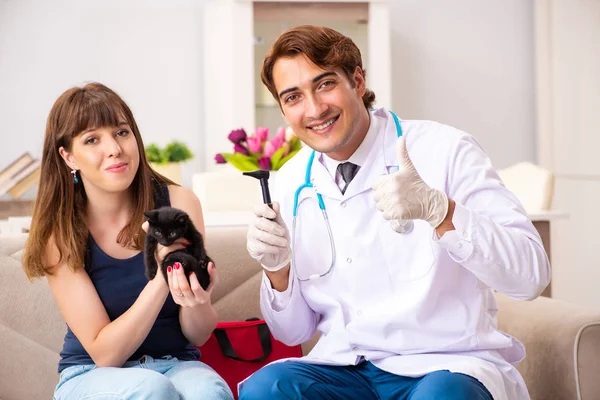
[265,264,291,292]
[435,198,456,236]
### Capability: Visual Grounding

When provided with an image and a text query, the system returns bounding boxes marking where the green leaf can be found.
[289,137,302,152]
[146,141,193,164]
[165,141,193,162]
[222,153,260,172]
[273,149,300,171]
[145,143,169,164]
[270,145,288,170]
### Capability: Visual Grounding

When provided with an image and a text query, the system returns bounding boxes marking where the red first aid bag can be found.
[197,318,303,398]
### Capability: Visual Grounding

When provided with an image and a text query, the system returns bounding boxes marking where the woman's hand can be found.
[168,261,217,308]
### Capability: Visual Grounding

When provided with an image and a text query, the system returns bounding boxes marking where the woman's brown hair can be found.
[261,25,376,110]
[23,82,174,280]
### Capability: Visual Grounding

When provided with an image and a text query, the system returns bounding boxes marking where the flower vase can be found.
[150,162,181,184]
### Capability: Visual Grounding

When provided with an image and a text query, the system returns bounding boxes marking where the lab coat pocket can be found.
[377,219,436,282]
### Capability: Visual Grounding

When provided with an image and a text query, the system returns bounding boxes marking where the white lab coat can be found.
[252,108,550,400]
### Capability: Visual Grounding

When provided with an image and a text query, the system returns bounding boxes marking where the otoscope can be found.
[243,170,274,216]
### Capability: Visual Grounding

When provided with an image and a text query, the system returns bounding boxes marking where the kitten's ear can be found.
[144,210,158,222]
[176,213,189,225]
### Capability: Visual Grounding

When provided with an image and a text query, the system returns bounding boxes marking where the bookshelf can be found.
[0,152,41,199]
[0,200,34,219]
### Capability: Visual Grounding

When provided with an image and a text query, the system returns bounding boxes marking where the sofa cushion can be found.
[0,249,66,353]
[0,228,266,399]
[0,324,59,400]
[497,293,600,400]
[6,228,600,400]
[0,233,65,400]
[206,226,263,321]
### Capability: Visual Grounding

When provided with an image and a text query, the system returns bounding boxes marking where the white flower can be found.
[285,126,296,142]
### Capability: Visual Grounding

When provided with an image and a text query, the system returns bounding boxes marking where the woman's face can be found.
[59,121,140,194]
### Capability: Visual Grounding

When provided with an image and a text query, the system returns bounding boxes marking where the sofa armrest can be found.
[497,293,600,400]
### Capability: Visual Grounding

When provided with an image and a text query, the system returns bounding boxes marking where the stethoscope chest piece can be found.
[390,219,414,234]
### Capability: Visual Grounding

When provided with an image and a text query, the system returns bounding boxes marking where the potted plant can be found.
[146,141,194,184]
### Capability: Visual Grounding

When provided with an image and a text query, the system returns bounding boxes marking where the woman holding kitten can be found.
[22,83,233,399]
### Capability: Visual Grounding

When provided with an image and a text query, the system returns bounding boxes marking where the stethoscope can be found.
[291,110,414,281]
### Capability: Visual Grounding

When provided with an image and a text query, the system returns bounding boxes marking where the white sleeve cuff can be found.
[262,268,294,312]
[432,202,474,262]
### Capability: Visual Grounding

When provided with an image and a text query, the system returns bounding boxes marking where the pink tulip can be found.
[258,157,271,170]
[234,143,249,155]
[274,135,284,148]
[264,136,287,158]
[255,127,269,142]
[228,128,247,144]
[272,135,285,150]
[214,154,226,164]
[275,126,286,141]
[263,141,276,158]
[247,136,262,153]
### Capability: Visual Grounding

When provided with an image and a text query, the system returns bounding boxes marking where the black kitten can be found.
[144,206,212,290]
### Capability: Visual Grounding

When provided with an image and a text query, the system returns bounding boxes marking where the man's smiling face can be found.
[273,54,368,161]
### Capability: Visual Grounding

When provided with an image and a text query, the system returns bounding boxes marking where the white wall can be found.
[0,0,536,198]
[389,0,536,169]
[0,0,205,194]
[535,0,600,309]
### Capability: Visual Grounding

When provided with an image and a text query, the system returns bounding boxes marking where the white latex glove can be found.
[247,202,292,272]
[372,137,449,228]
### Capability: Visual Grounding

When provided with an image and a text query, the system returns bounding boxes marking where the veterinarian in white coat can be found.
[240,25,550,400]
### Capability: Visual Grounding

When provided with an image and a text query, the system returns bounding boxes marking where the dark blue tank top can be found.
[58,185,200,372]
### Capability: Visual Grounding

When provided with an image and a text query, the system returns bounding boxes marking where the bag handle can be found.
[213,319,273,362]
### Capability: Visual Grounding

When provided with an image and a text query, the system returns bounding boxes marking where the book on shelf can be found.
[0,153,41,198]
[0,152,33,184]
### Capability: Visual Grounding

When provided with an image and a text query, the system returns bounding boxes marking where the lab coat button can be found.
[456,243,463,249]
[341,202,347,208]
[356,310,362,316]
[352,346,358,351]
[346,258,352,263]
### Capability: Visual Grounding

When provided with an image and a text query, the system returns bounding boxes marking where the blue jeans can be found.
[54,355,234,400]
[239,361,493,400]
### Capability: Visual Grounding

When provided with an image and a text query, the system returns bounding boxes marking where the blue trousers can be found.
[54,355,234,400]
[239,361,493,400]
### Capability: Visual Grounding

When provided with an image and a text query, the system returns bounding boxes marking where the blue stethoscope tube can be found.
[291,110,413,281]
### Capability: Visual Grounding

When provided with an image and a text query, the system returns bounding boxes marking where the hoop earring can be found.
[71,169,79,184]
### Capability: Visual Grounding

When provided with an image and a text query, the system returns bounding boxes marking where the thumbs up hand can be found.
[372,137,449,228]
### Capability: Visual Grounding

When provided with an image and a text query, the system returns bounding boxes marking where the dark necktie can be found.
[337,162,359,194]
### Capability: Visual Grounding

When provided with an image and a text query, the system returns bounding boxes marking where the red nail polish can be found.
[167,266,172,273]
[188,271,193,277]
[174,263,180,270]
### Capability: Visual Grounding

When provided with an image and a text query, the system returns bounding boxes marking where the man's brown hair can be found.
[261,25,376,109]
